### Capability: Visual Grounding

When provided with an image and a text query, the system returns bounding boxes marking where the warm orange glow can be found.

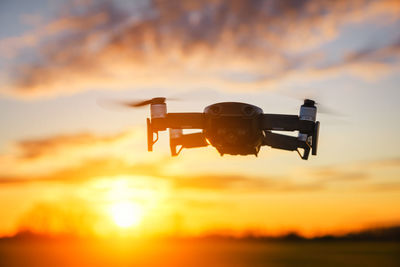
[110,201,143,228]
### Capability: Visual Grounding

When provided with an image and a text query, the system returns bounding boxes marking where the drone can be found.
[119,97,320,160]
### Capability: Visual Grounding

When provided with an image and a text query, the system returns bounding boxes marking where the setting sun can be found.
[110,202,144,228]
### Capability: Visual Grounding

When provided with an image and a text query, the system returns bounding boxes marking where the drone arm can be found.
[166,113,205,129]
[260,114,314,132]
[262,131,310,160]
[263,131,307,151]
[170,132,209,156]
[148,113,205,152]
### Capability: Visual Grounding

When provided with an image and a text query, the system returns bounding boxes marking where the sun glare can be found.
[110,202,143,228]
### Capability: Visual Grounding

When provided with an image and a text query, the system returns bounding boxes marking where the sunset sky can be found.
[0,0,399,238]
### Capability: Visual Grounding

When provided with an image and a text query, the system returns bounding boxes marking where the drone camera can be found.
[242,105,255,116]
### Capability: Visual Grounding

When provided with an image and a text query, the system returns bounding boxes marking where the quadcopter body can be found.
[203,102,264,156]
[141,98,320,160]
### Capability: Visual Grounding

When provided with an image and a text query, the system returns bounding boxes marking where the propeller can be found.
[280,89,346,117]
[98,97,179,110]
[120,97,167,108]
[302,98,343,116]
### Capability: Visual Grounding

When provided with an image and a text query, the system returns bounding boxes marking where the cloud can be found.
[1,0,399,97]
[365,157,400,168]
[170,173,324,192]
[15,131,129,160]
[303,157,400,191]
[363,182,400,192]
[0,155,324,193]
[0,129,324,193]
[0,128,154,177]
[175,174,276,192]
[1,121,399,194]
[311,168,368,182]
[336,157,400,171]
[317,38,400,80]
[0,158,162,184]
[1,127,399,193]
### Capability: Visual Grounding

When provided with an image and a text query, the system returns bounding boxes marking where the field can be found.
[0,239,399,267]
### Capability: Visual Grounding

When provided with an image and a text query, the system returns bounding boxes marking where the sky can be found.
[0,0,399,238]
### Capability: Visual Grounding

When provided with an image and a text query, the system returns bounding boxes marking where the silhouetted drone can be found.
[119,97,320,160]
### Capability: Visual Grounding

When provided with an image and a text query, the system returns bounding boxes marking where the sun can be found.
[110,201,143,228]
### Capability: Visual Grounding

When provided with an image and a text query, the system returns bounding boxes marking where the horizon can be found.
[4,223,400,241]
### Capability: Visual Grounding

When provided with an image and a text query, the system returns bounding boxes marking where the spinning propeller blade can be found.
[120,97,167,108]
[303,98,344,116]
[280,89,346,117]
[98,97,180,110]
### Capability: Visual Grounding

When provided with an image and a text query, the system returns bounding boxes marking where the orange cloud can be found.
[0,158,162,184]
[1,0,399,97]
[0,128,156,177]
[0,155,321,193]
[2,151,399,195]
[1,126,399,194]
[16,131,129,160]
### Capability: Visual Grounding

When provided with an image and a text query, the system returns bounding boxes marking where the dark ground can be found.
[0,238,399,267]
